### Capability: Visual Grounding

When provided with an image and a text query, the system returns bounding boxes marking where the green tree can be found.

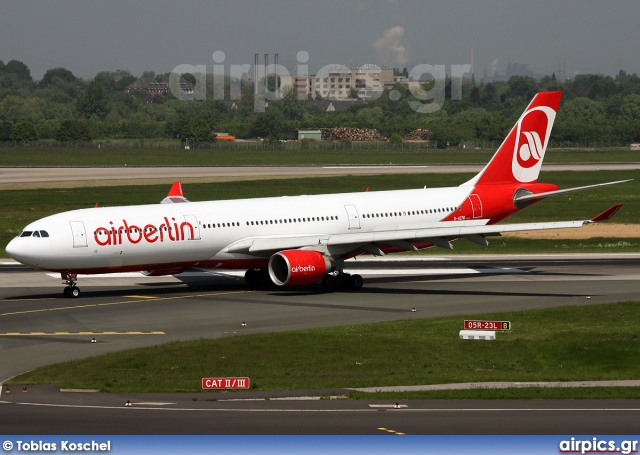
[40,67,76,89]
[621,94,640,120]
[4,60,31,80]
[249,109,283,139]
[562,97,605,120]
[12,119,38,142]
[185,114,215,142]
[94,70,137,93]
[77,81,108,119]
[507,76,538,100]
[0,120,13,141]
[56,119,93,141]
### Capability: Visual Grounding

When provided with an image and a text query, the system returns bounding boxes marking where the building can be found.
[125,76,195,100]
[293,67,398,100]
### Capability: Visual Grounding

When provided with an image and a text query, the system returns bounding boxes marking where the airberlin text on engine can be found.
[94,217,195,246]
[291,265,316,273]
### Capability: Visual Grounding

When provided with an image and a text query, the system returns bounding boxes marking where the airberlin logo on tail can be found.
[94,217,195,246]
[511,106,556,183]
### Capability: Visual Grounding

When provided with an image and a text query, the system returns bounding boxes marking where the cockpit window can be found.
[18,230,49,238]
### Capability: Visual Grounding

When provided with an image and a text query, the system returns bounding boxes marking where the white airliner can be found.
[6,91,630,297]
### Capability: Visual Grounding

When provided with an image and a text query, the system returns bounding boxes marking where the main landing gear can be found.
[62,273,81,298]
[321,272,363,291]
[244,268,272,288]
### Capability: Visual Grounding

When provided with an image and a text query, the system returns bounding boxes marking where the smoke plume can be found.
[372,26,408,66]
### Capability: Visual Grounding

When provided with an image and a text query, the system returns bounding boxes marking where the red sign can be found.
[202,377,250,389]
[464,320,511,331]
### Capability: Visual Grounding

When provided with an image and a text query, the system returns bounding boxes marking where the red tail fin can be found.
[463,92,562,187]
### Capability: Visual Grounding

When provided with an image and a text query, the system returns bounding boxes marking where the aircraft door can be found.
[469,194,483,219]
[69,221,88,248]
[182,214,201,240]
[344,204,361,230]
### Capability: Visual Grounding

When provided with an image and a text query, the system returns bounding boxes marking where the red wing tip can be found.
[167,182,183,197]
[591,204,623,222]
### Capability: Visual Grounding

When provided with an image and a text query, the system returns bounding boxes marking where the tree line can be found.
[0,59,639,145]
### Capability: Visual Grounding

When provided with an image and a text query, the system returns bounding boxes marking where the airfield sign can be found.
[202,377,250,389]
[464,320,511,331]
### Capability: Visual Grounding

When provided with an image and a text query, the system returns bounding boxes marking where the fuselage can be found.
[6,92,571,292]
[7,185,476,274]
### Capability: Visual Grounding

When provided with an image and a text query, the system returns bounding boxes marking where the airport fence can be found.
[0,140,633,151]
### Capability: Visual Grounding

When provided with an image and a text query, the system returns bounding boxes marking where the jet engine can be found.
[268,250,334,287]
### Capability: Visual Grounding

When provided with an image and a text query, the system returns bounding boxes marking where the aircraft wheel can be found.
[342,274,354,290]
[63,286,71,298]
[70,287,81,298]
[257,269,272,287]
[321,274,332,290]
[244,269,259,287]
[351,274,364,290]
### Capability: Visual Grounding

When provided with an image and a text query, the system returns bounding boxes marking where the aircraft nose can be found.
[5,237,35,266]
[5,237,19,260]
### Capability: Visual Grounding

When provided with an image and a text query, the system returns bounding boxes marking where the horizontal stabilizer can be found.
[514,180,632,204]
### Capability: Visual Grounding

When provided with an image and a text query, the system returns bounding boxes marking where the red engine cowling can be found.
[268,250,334,287]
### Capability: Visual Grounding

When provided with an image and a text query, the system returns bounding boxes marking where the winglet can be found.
[591,204,623,222]
[161,182,190,204]
[168,182,184,198]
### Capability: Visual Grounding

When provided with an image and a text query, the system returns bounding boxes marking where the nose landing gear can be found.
[62,273,81,298]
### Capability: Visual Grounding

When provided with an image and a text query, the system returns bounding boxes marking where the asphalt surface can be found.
[1,254,640,434]
[2,163,639,188]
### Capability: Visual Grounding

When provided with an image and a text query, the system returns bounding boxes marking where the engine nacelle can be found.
[141,268,185,277]
[268,250,334,287]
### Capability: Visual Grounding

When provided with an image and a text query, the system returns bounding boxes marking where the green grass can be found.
[0,146,638,167]
[438,238,640,254]
[347,387,640,400]
[9,302,640,399]
[2,171,638,257]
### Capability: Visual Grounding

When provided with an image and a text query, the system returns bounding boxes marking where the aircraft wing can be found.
[223,205,622,257]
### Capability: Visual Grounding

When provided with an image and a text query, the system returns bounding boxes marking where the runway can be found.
[1,254,639,434]
[2,163,638,188]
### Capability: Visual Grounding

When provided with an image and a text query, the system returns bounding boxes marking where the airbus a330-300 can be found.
[6,92,630,297]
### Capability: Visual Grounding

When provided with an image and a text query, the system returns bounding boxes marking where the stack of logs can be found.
[403,129,432,141]
[320,128,387,141]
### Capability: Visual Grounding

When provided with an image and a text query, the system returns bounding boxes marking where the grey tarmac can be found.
[1,254,640,434]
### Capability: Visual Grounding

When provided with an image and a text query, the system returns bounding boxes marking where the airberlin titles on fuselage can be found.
[94,216,195,246]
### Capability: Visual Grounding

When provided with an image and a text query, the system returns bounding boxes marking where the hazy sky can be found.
[1,0,639,80]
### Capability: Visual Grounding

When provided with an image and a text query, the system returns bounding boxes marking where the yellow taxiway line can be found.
[0,290,252,317]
